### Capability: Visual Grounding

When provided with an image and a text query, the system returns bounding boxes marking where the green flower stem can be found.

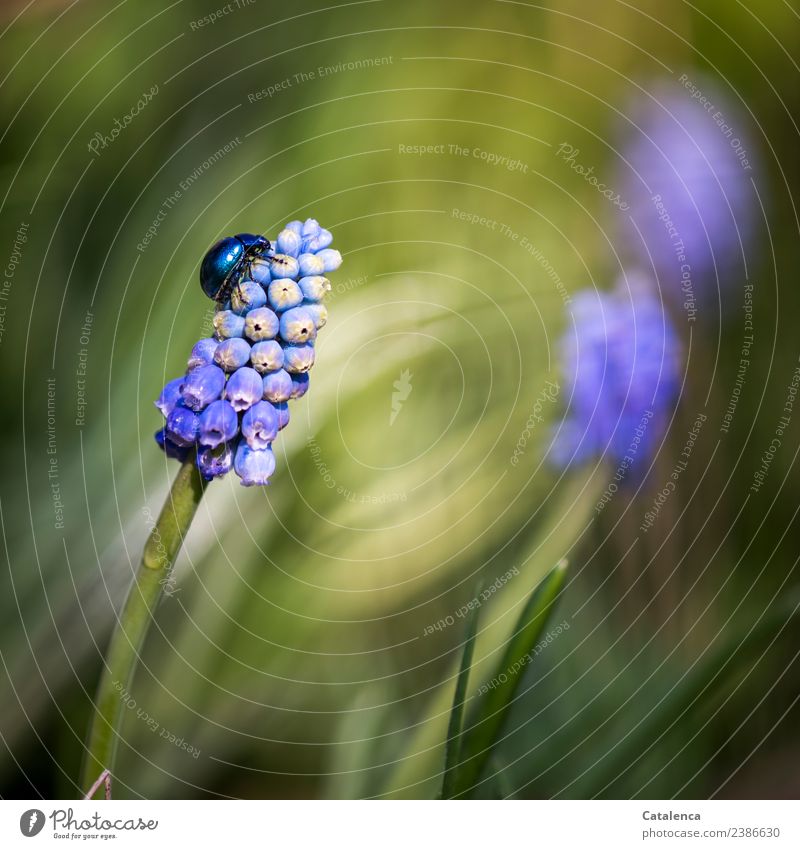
[82,456,204,797]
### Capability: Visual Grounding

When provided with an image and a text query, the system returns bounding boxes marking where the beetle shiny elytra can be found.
[200,233,271,302]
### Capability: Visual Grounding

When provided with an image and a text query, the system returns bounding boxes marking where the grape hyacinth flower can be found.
[620,79,760,309]
[154,217,341,486]
[552,273,681,473]
[84,218,342,799]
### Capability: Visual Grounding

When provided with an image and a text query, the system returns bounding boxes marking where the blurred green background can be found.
[1,0,799,800]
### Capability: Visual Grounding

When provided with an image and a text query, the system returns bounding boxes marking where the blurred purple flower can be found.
[621,79,760,308]
[552,274,681,471]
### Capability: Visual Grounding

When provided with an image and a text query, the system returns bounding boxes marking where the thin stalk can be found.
[440,587,482,799]
[81,457,204,797]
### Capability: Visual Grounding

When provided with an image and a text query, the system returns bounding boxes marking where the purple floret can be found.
[197,441,235,480]
[181,364,226,411]
[241,401,279,449]
[155,377,184,417]
[198,399,239,448]
[224,366,263,412]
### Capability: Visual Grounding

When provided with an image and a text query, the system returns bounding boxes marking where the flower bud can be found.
[231,279,267,314]
[249,257,271,285]
[262,368,293,402]
[279,307,317,344]
[214,337,252,372]
[213,310,246,339]
[298,276,330,302]
[268,253,300,279]
[297,253,325,277]
[244,306,279,342]
[302,229,333,253]
[250,339,284,373]
[267,279,303,311]
[315,249,342,273]
[302,218,321,237]
[276,228,302,257]
[303,303,328,329]
[282,343,315,373]
[271,401,290,430]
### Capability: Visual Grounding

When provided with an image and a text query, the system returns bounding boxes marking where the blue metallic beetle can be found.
[200,233,271,302]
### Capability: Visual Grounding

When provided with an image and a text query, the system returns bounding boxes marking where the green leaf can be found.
[440,585,482,799]
[452,559,569,796]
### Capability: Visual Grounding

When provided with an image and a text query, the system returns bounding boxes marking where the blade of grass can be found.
[380,473,605,798]
[452,558,569,796]
[440,587,482,799]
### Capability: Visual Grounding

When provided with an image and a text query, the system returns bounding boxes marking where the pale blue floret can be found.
[231,279,267,314]
[249,257,271,285]
[234,442,276,486]
[303,303,328,329]
[268,253,300,280]
[213,310,246,339]
[297,253,325,277]
[282,344,315,373]
[244,307,279,342]
[262,368,293,402]
[298,276,331,302]
[276,228,302,257]
[279,307,317,344]
[267,279,303,311]
[250,339,284,373]
[315,249,342,273]
[214,337,251,372]
[302,218,320,236]
[302,229,333,253]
